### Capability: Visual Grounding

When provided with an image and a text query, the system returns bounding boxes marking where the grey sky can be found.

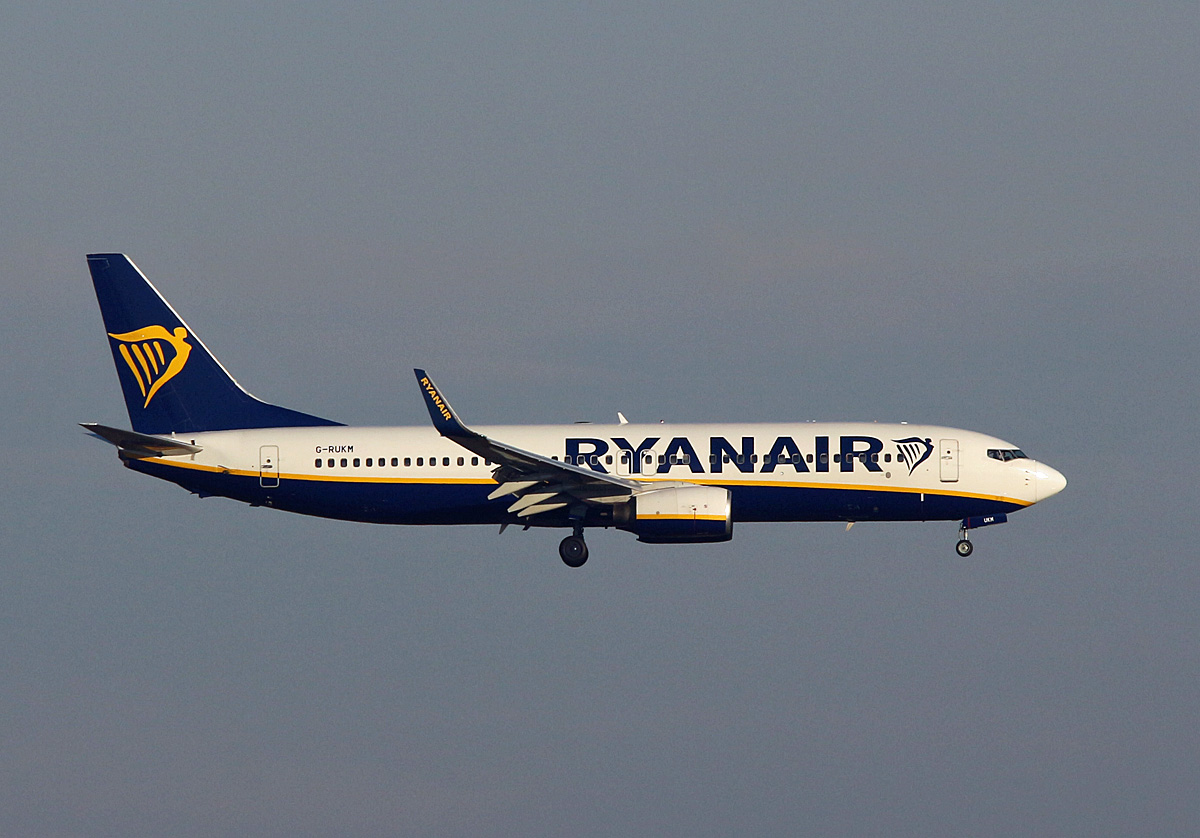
[2,2,1198,835]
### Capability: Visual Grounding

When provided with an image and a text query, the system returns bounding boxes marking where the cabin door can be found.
[259,445,280,488]
[939,439,959,482]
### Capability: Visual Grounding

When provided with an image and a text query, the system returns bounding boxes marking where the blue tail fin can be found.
[88,254,342,434]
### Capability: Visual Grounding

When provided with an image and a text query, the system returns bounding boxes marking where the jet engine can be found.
[617,485,733,544]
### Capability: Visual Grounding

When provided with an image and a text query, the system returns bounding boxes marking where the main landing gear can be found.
[559,526,589,568]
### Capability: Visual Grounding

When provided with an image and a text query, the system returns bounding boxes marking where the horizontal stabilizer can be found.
[81,422,202,457]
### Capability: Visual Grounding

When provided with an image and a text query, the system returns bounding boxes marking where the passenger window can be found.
[819,453,827,464]
[404,458,411,467]
[391,457,398,466]
[807,454,813,463]
[443,457,450,466]
[366,458,373,467]
[315,458,322,468]
[340,458,348,467]
[328,458,334,468]
[457,457,464,466]
[471,457,478,465]
[833,454,841,463]
[884,453,892,462]
[416,457,423,466]
[353,458,360,467]
[606,455,613,465]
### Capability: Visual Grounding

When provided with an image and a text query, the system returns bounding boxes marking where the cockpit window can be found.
[987,448,1028,461]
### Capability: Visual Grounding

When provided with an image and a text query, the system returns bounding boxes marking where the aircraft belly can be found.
[725,483,1021,523]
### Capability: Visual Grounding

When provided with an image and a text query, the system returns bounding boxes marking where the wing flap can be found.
[516,502,569,517]
[488,480,547,500]
[508,491,564,514]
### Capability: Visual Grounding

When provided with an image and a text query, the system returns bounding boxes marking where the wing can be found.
[81,422,203,457]
[414,370,641,519]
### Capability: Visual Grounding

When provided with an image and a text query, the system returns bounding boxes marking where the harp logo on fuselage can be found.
[892,437,934,476]
[107,325,192,408]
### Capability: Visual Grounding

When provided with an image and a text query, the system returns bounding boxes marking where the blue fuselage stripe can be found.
[129,459,1024,526]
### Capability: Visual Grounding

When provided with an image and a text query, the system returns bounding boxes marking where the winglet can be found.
[414,369,479,440]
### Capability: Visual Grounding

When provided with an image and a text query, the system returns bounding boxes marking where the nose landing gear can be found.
[955,513,1008,556]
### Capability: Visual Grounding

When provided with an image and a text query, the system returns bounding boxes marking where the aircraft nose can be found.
[1034,462,1067,502]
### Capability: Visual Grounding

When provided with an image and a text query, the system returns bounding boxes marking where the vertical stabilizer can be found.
[87,254,341,434]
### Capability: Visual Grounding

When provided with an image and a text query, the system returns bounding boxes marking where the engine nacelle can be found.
[619,485,733,544]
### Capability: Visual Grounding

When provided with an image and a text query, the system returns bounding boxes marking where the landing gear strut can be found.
[559,530,588,568]
[955,521,973,557]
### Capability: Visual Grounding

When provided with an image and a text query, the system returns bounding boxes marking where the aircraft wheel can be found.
[955,539,974,557]
[559,535,589,568]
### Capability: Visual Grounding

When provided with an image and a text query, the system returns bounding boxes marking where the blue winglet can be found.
[414,369,478,440]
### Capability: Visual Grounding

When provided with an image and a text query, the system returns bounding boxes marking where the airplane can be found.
[82,253,1066,567]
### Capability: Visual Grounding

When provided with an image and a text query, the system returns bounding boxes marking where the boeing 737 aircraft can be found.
[82,254,1065,567]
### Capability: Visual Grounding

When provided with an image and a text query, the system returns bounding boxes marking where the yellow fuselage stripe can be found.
[637,514,729,521]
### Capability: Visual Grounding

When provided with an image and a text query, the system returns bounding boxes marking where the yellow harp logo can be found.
[108,325,193,408]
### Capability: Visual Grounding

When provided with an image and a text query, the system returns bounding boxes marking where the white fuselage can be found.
[126,421,1065,527]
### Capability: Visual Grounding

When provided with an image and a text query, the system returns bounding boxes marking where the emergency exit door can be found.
[939,439,959,482]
